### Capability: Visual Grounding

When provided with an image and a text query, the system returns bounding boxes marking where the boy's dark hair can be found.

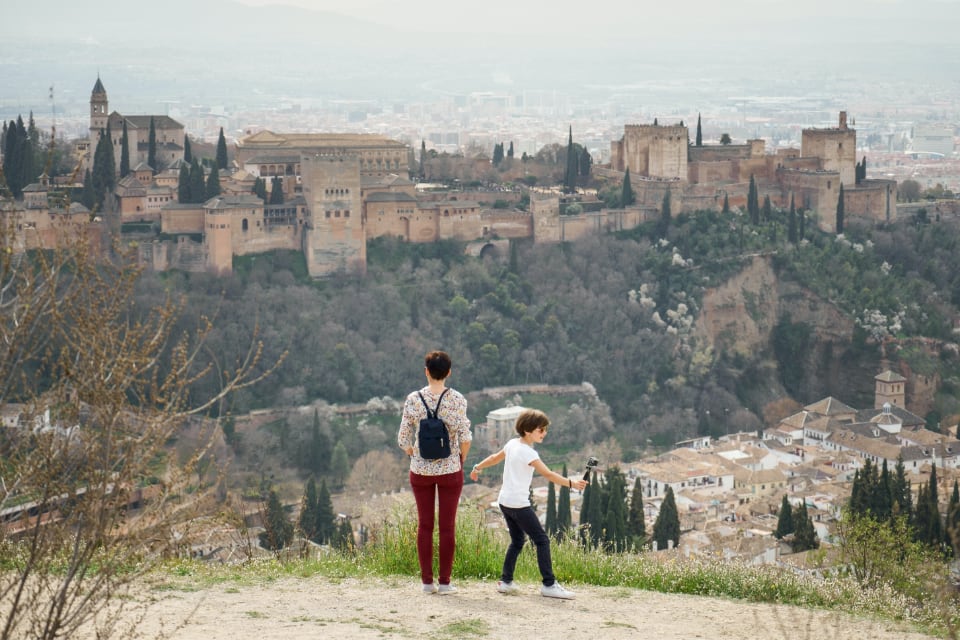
[515,409,550,435]
[424,350,452,380]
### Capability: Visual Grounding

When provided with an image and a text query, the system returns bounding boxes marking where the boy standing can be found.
[470,409,588,599]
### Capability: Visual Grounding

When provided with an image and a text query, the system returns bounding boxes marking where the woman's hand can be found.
[469,468,480,481]
[571,478,588,491]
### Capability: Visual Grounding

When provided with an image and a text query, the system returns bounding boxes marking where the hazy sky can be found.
[237,0,960,36]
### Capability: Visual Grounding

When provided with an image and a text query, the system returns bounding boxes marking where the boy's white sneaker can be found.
[540,582,576,599]
[437,583,457,595]
[422,582,438,594]
[497,580,519,594]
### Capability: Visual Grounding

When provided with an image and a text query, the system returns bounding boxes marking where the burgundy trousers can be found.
[409,470,464,586]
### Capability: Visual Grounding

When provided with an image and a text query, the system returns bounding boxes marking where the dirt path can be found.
[123,575,936,640]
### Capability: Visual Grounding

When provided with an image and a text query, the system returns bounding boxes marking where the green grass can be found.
[152,508,956,637]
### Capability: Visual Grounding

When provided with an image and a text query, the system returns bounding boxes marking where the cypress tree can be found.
[507,141,514,159]
[798,209,806,241]
[334,519,354,551]
[563,126,577,194]
[621,167,635,207]
[183,134,192,164]
[4,118,23,198]
[419,140,426,179]
[81,168,95,210]
[762,194,771,223]
[119,121,130,177]
[748,175,759,224]
[602,467,628,552]
[189,158,205,203]
[147,116,157,172]
[492,142,503,166]
[579,146,592,177]
[316,480,336,544]
[177,163,191,203]
[270,176,284,204]
[330,440,350,488]
[788,194,798,244]
[775,495,794,538]
[578,477,594,546]
[947,480,960,549]
[259,490,293,551]
[876,459,893,521]
[652,486,680,551]
[892,455,912,522]
[659,186,672,235]
[253,176,267,201]
[306,409,330,475]
[695,113,702,147]
[206,163,221,199]
[557,463,572,540]
[587,474,606,548]
[92,125,115,207]
[792,501,819,551]
[298,477,319,540]
[626,476,646,549]
[722,192,730,214]
[216,127,229,170]
[19,115,36,190]
[836,184,845,234]
[928,464,943,546]
[546,482,558,538]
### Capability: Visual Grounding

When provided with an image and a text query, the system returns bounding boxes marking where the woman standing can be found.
[398,351,472,594]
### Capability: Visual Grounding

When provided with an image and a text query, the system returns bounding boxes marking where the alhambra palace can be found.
[7,78,899,277]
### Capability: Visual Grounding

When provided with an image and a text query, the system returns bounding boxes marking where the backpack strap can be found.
[418,389,449,419]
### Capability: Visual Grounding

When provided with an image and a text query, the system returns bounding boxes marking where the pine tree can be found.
[652,486,680,551]
[206,163,221,199]
[621,167,635,207]
[270,176,284,204]
[177,163,191,203]
[316,480,336,544]
[546,482,558,538]
[183,134,192,164]
[330,440,350,488]
[695,113,702,147]
[259,490,293,551]
[298,477,319,540]
[119,121,130,178]
[216,127,229,170]
[147,116,157,172]
[775,495,794,538]
[836,184,845,234]
[557,463,572,540]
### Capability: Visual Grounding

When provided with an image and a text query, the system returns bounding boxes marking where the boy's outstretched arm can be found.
[470,449,505,481]
[531,459,588,491]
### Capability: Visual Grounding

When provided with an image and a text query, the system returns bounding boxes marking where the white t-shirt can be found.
[497,438,540,508]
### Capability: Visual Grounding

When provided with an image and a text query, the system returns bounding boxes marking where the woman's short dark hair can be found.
[424,350,452,380]
[515,409,550,435]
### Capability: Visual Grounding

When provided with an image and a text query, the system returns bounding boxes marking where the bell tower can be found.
[90,76,109,138]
